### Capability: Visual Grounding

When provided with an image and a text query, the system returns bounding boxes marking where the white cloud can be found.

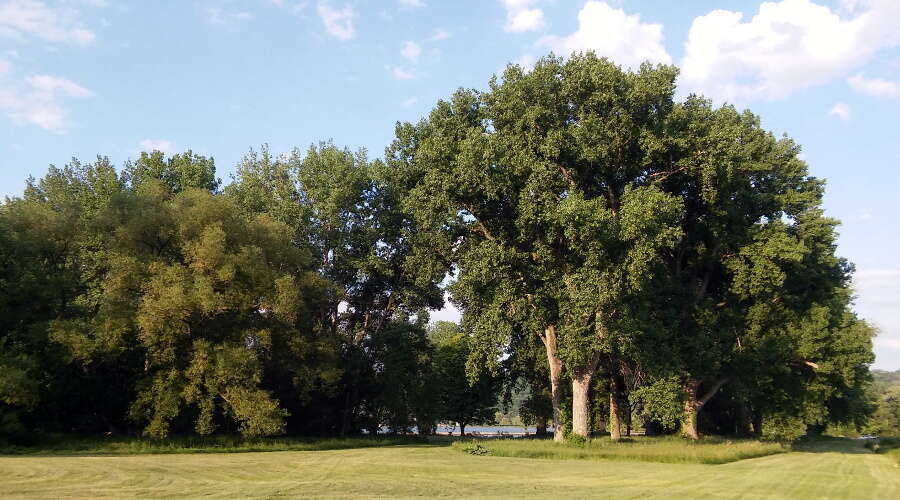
[398,0,423,7]
[401,40,420,62]
[828,101,852,121]
[430,28,451,41]
[502,0,544,33]
[27,74,91,96]
[0,0,96,45]
[205,7,251,26]
[848,74,900,99]
[138,139,176,154]
[537,1,671,68]
[402,97,417,107]
[317,1,354,41]
[391,66,416,80]
[681,0,900,102]
[0,66,92,132]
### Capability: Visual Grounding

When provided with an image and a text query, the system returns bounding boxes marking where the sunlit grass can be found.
[451,434,786,464]
[0,434,425,456]
[2,437,898,498]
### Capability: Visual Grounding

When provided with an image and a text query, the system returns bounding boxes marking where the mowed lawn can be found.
[1,439,898,499]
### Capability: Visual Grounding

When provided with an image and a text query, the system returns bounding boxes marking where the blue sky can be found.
[1,0,898,368]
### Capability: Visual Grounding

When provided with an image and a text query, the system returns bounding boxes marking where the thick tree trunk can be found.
[682,377,731,440]
[340,386,356,436]
[541,325,565,442]
[682,378,700,440]
[535,414,548,437]
[737,398,751,436]
[459,422,466,437]
[752,415,762,437]
[609,391,622,441]
[571,355,600,439]
[608,364,623,441]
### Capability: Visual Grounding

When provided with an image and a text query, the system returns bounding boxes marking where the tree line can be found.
[1,53,877,443]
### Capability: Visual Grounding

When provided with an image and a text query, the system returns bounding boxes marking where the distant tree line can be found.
[0,53,877,444]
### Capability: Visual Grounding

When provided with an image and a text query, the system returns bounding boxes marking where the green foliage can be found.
[430,322,499,433]
[630,376,683,431]
[462,442,490,456]
[124,150,220,194]
[565,433,589,446]
[49,185,328,438]
[762,415,808,443]
[862,370,900,435]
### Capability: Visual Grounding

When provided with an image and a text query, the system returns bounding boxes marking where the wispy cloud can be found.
[401,40,420,62]
[391,66,416,80]
[828,101,852,121]
[205,7,251,26]
[317,1,354,40]
[0,62,93,132]
[430,28,451,41]
[0,0,97,45]
[848,74,900,99]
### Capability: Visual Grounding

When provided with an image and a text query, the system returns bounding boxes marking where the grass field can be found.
[0,434,424,456]
[452,435,785,464]
[1,437,897,498]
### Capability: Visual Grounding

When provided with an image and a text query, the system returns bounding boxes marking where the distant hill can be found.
[872,370,900,387]
[869,370,900,435]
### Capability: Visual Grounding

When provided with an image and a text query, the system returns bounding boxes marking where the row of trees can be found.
[1,53,876,443]
[0,147,497,442]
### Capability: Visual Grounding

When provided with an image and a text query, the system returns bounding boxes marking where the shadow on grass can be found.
[792,436,872,454]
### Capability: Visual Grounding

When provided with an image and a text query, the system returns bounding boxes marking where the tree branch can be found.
[698,377,731,408]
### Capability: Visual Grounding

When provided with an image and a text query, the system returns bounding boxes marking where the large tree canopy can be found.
[386,52,875,439]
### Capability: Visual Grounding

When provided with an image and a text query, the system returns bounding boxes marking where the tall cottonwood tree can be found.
[644,98,875,438]
[387,53,685,438]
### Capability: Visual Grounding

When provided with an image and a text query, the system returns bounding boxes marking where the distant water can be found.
[367,424,551,435]
[437,424,549,435]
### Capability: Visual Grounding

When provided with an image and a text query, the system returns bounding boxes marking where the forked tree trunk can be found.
[682,379,700,440]
[681,377,731,440]
[541,325,565,442]
[571,355,601,438]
